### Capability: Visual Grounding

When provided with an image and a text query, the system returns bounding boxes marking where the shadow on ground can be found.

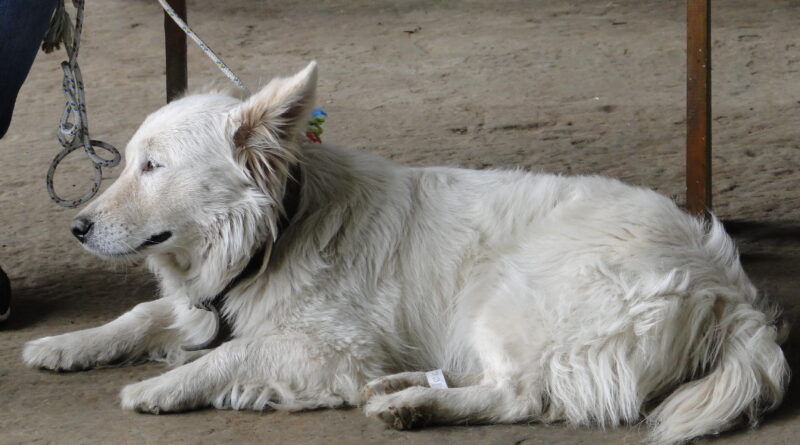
[0,267,154,331]
[725,220,800,428]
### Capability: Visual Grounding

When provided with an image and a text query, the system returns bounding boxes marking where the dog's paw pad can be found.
[361,376,415,402]
[378,404,433,430]
[364,392,434,430]
[131,402,162,415]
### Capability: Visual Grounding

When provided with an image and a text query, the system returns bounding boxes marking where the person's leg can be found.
[0,267,9,321]
[0,0,58,322]
[0,0,58,138]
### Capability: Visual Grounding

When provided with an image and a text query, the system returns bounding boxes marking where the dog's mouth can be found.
[139,231,173,249]
[97,231,173,258]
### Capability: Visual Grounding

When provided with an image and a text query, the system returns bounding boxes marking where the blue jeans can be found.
[0,0,57,138]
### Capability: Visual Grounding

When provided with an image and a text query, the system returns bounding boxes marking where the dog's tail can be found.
[647,302,790,444]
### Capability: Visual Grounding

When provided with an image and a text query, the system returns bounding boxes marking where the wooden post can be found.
[164,0,187,103]
[686,0,712,215]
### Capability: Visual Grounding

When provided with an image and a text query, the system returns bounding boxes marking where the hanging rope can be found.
[45,0,121,207]
[157,0,250,95]
[157,0,327,143]
[44,1,327,208]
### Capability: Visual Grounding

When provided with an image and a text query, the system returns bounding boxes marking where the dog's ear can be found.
[231,61,317,147]
[228,61,317,193]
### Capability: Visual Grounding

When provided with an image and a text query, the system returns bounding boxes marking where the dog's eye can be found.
[142,160,161,173]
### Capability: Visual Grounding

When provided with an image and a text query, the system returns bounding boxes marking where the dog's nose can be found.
[70,217,94,243]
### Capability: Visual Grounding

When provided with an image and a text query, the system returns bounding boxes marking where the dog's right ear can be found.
[227,62,317,194]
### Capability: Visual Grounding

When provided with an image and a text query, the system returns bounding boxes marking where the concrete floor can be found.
[1,1,799,444]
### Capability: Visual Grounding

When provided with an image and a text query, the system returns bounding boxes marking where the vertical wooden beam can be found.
[164,0,187,103]
[686,0,712,215]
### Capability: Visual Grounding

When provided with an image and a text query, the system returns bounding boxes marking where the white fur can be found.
[23,63,789,444]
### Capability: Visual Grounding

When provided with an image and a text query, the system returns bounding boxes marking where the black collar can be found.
[182,163,303,351]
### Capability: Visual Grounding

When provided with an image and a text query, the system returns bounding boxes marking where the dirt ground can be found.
[1,0,799,444]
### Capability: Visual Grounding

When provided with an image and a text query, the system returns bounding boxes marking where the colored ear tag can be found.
[306,108,327,143]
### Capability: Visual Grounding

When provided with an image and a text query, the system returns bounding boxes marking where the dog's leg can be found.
[23,298,196,371]
[120,334,362,413]
[364,384,538,429]
[361,371,480,401]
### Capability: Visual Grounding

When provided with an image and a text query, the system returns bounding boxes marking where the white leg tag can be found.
[426,369,448,389]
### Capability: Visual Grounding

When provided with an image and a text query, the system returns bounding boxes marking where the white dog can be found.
[23,62,788,444]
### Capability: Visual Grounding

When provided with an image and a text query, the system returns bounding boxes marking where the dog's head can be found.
[72,62,317,266]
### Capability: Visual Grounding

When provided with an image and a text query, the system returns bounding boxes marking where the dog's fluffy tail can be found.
[648,302,790,444]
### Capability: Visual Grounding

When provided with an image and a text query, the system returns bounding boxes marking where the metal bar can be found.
[686,0,712,215]
[164,0,187,103]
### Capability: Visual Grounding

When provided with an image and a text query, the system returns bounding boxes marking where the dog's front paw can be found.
[120,376,192,414]
[364,389,434,430]
[22,334,94,371]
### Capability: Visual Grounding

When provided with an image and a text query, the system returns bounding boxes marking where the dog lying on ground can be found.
[23,62,788,444]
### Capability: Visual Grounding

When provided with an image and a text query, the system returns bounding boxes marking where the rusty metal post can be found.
[686,0,712,215]
[164,0,187,103]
